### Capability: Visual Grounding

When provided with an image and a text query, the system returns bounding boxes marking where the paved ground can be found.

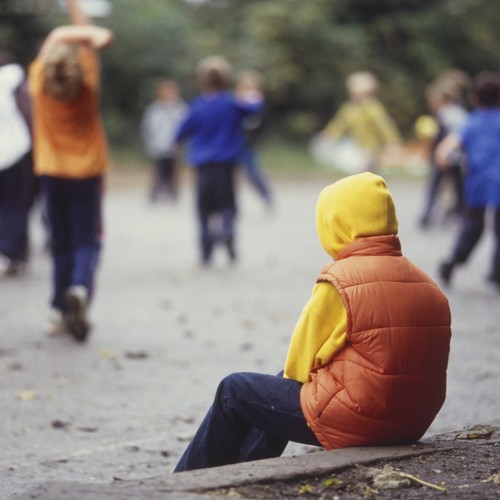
[14,424,500,498]
[1,168,499,498]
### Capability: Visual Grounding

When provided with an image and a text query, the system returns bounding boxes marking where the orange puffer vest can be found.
[300,235,451,450]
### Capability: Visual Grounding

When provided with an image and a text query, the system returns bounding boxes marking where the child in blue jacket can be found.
[437,71,500,288]
[175,56,263,265]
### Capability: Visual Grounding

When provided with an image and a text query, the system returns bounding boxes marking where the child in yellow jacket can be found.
[319,71,401,172]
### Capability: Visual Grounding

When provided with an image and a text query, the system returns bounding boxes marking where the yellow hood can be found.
[316,173,398,260]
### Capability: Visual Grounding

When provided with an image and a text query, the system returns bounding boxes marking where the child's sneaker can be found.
[0,255,25,277]
[226,238,237,263]
[46,308,66,336]
[64,285,90,342]
[438,261,454,286]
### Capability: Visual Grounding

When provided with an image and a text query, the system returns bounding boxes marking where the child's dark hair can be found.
[196,56,231,91]
[472,71,500,107]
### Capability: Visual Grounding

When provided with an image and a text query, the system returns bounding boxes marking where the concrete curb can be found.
[14,439,459,499]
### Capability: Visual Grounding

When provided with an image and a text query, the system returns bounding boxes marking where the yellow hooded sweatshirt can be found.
[284,172,399,382]
[285,172,450,450]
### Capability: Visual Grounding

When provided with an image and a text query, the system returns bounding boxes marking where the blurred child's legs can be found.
[41,176,102,311]
[151,156,177,202]
[196,163,236,264]
[240,146,272,204]
[490,208,500,284]
[440,206,485,285]
[0,153,34,269]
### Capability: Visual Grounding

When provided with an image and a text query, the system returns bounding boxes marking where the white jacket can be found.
[0,64,31,171]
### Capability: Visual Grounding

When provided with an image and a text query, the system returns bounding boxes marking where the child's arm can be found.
[435,133,462,169]
[320,104,349,140]
[38,25,114,59]
[283,283,347,383]
[66,0,91,26]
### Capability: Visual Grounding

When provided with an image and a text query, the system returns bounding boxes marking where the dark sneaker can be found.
[439,261,454,286]
[226,238,237,263]
[418,214,431,229]
[65,285,90,342]
[486,274,500,291]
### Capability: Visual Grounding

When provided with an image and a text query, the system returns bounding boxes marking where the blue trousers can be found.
[420,162,463,225]
[240,147,272,203]
[195,163,236,262]
[450,205,500,282]
[174,372,321,472]
[41,176,102,311]
[150,156,178,202]
[0,152,34,261]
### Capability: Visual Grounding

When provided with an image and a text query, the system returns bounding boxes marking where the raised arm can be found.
[38,25,114,59]
[65,0,91,26]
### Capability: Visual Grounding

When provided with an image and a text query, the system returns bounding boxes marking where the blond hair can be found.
[196,55,232,91]
[346,71,378,98]
[44,43,83,101]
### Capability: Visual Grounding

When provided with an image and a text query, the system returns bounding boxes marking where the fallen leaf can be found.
[15,390,38,401]
[298,484,313,494]
[489,472,500,485]
[456,425,494,440]
[124,350,149,360]
[51,419,70,429]
[76,426,98,432]
[322,477,343,489]
[99,349,114,359]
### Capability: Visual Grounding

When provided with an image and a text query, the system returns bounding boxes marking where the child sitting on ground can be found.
[174,172,451,472]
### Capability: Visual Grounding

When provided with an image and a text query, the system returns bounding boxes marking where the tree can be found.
[3,0,500,145]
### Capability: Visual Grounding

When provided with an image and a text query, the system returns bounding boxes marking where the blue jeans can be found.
[240,147,272,203]
[451,205,500,281]
[41,176,102,311]
[196,163,236,262]
[174,372,321,472]
[0,152,34,261]
[420,162,463,226]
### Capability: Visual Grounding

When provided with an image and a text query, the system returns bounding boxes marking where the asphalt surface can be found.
[1,168,499,498]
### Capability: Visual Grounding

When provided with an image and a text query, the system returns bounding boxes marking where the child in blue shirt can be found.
[437,71,500,288]
[175,56,263,265]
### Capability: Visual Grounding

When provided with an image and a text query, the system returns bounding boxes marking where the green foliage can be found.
[3,0,500,146]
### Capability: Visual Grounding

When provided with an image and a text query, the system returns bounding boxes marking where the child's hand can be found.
[237,89,263,104]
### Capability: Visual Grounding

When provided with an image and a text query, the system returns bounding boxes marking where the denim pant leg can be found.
[196,167,213,261]
[421,164,444,224]
[0,153,34,260]
[451,206,485,264]
[42,176,71,310]
[240,147,271,202]
[68,178,102,298]
[491,208,500,281]
[174,372,320,472]
[42,176,102,310]
[449,165,464,213]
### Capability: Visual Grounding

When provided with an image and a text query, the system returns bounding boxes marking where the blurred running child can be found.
[0,50,34,276]
[437,71,500,288]
[175,56,263,265]
[419,77,469,228]
[140,79,187,203]
[235,70,273,209]
[319,71,401,173]
[29,0,114,341]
